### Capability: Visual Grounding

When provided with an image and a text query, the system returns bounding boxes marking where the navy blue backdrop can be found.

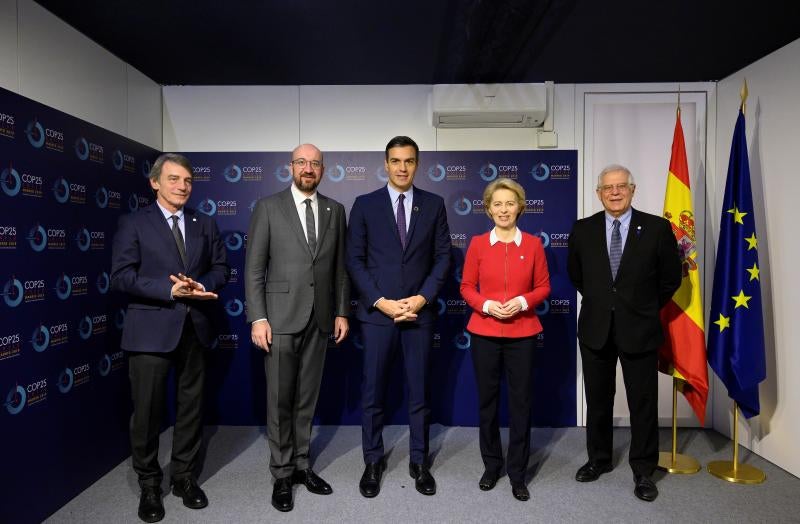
[1,83,577,523]
[0,87,158,524]
[184,150,578,429]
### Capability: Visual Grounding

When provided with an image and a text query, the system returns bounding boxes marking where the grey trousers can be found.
[265,317,327,479]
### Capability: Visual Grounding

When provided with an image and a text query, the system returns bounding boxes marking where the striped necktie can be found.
[609,219,622,279]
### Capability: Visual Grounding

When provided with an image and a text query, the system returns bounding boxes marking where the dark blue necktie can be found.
[609,219,622,279]
[396,193,407,249]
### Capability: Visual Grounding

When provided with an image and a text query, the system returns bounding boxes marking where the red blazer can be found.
[460,230,550,338]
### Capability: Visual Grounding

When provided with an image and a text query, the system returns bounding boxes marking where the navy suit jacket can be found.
[567,208,681,353]
[346,185,451,325]
[110,203,230,352]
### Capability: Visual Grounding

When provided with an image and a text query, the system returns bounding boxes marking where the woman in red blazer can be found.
[459,178,550,501]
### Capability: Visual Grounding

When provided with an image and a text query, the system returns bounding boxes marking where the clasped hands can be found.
[169,273,218,300]
[377,295,426,323]
[486,299,523,319]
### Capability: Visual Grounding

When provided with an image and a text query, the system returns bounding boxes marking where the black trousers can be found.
[579,324,659,477]
[127,319,205,488]
[470,333,535,484]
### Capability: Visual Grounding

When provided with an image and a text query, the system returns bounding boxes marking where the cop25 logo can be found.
[326,165,345,182]
[225,299,244,317]
[78,316,93,340]
[454,331,471,350]
[274,165,292,183]
[224,232,243,251]
[198,198,217,216]
[453,197,472,216]
[96,272,110,294]
[76,228,91,252]
[534,231,550,248]
[55,274,72,300]
[535,299,550,315]
[52,178,70,204]
[27,225,47,252]
[224,164,242,183]
[479,163,498,182]
[3,278,23,307]
[31,324,50,352]
[25,120,45,148]
[428,164,446,182]
[98,354,112,376]
[1,166,21,197]
[58,368,74,393]
[112,150,124,171]
[95,187,109,208]
[530,163,550,181]
[4,385,26,415]
[74,137,89,160]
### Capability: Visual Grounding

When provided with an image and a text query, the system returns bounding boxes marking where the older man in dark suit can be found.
[111,153,229,523]
[245,143,350,512]
[567,164,681,502]
[347,136,451,498]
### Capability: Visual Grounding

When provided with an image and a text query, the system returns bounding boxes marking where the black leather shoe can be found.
[137,486,164,523]
[359,462,384,498]
[478,470,498,491]
[409,462,436,496]
[511,481,530,501]
[172,477,208,509]
[633,474,658,502]
[575,461,613,482]
[292,468,333,495]
[271,477,294,512]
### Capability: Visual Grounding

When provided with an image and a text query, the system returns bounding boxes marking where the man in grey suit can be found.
[245,143,350,512]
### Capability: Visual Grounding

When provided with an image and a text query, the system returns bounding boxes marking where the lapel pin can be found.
[636,225,642,236]
[413,206,419,212]
[192,217,197,222]
[326,207,330,211]
[520,255,525,260]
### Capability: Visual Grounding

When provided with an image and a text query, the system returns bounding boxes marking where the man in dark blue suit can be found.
[347,136,451,498]
[111,153,229,523]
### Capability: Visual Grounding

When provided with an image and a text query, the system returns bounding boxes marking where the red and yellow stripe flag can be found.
[658,109,709,424]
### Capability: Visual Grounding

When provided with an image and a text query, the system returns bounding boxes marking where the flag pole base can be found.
[707,461,765,484]
[657,451,701,474]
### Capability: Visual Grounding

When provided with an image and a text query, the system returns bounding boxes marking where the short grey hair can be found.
[149,153,193,183]
[597,164,635,189]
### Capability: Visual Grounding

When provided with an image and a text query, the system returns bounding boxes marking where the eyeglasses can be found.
[598,183,633,193]
[291,158,322,170]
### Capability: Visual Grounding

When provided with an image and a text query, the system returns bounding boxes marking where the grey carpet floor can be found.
[47,426,799,523]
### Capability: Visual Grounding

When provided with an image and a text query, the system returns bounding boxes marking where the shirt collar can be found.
[156,200,183,221]
[290,183,316,206]
[387,184,413,204]
[605,207,632,228]
[489,227,522,246]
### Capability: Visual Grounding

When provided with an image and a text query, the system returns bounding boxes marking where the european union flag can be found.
[708,109,766,418]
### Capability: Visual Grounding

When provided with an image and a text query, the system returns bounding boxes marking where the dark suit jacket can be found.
[110,203,230,352]
[245,188,350,333]
[346,185,451,325]
[567,208,681,353]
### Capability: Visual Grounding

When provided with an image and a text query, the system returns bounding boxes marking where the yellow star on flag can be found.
[745,232,758,250]
[732,290,752,309]
[727,205,747,224]
[746,262,760,281]
[714,313,731,332]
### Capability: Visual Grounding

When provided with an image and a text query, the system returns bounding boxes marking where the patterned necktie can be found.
[304,198,316,254]
[609,219,622,280]
[396,193,407,249]
[170,215,187,268]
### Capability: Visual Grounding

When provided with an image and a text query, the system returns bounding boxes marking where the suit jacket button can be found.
[310,282,314,287]
[612,287,617,292]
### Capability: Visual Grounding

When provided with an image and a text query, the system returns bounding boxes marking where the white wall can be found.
[0,0,161,149]
[162,84,576,152]
[713,38,800,477]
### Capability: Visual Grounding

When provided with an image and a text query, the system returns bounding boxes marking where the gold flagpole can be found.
[707,79,764,484]
[657,377,700,473]
[707,401,765,483]
[657,85,700,474]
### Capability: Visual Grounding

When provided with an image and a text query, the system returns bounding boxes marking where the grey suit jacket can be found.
[245,187,350,333]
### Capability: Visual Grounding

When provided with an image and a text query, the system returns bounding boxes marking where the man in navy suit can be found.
[347,136,451,498]
[567,164,681,502]
[111,153,229,523]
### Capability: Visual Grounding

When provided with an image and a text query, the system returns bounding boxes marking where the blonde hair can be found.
[483,178,526,219]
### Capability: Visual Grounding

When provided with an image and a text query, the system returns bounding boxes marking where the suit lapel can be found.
[380,187,403,250]
[278,188,313,257]
[592,213,613,282]
[617,208,643,278]
[405,186,423,250]
[145,204,184,268]
[183,208,199,270]
[315,193,332,258]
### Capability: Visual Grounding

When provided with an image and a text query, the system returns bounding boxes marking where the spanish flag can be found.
[658,109,709,424]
